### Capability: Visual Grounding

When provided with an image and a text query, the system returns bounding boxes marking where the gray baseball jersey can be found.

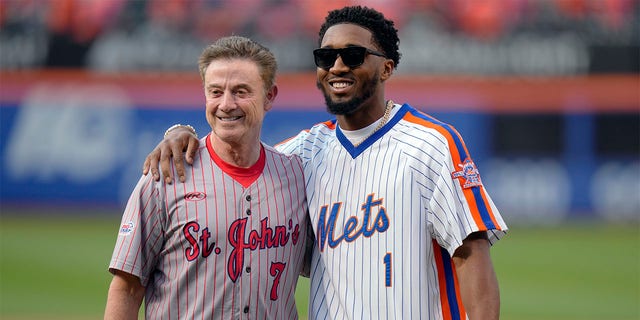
[277,103,508,320]
[109,135,309,319]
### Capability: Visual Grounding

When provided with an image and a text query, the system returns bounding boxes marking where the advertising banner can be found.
[1,71,638,223]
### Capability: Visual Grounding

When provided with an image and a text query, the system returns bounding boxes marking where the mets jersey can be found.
[109,134,309,319]
[276,103,508,320]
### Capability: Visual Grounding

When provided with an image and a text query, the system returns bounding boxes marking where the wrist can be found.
[164,124,198,139]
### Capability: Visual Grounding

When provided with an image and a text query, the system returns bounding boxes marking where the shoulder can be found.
[263,144,302,164]
[263,144,305,176]
[162,138,207,176]
[264,143,297,158]
[399,105,459,137]
[398,104,467,152]
[289,119,337,140]
[275,119,337,151]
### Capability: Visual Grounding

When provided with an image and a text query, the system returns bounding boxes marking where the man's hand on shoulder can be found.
[142,125,200,184]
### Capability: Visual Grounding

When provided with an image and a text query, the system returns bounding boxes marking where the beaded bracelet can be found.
[164,124,198,139]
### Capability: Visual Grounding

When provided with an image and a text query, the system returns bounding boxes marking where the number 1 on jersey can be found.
[383,252,392,287]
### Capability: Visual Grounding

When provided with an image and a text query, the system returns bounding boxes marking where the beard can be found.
[317,75,379,115]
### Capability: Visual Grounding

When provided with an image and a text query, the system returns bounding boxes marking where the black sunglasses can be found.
[313,46,387,69]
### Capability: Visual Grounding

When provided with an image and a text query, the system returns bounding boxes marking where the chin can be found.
[213,129,239,141]
[321,77,378,115]
[325,95,366,115]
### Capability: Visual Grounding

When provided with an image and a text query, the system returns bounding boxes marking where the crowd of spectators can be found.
[1,0,638,74]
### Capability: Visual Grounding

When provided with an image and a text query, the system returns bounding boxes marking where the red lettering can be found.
[183,221,217,261]
[261,218,274,248]
[225,217,301,283]
[269,262,286,301]
[291,222,300,245]
[249,228,263,250]
[183,222,200,261]
[227,218,248,282]
[273,225,289,247]
[200,227,213,258]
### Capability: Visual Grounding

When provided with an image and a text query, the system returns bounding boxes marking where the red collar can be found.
[206,134,265,188]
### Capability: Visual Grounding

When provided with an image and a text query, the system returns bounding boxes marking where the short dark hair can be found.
[318,6,401,69]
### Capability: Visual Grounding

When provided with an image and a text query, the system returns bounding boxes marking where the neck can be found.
[209,134,262,168]
[337,97,389,131]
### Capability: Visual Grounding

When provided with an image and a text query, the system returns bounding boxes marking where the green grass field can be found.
[0,210,638,319]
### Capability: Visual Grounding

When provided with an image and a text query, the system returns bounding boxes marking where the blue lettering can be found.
[317,203,342,251]
[343,216,361,242]
[316,194,390,252]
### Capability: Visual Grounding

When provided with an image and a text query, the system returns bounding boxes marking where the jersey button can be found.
[245,195,251,201]
[246,267,251,273]
[243,306,249,313]
[246,209,251,215]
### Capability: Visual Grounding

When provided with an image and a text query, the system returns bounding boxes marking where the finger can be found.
[185,136,199,165]
[147,149,161,181]
[171,142,186,183]
[142,157,150,175]
[159,144,175,184]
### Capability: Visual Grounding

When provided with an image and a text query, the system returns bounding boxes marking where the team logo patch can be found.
[119,221,135,235]
[452,158,483,188]
[185,191,206,201]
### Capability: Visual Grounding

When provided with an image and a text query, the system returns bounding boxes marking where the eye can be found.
[234,88,249,98]
[209,89,223,97]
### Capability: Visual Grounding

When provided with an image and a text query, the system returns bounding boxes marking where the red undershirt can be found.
[206,134,265,188]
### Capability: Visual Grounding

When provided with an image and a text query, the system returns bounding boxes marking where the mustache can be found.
[316,76,379,115]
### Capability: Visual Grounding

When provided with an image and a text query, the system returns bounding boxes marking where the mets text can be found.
[317,193,390,251]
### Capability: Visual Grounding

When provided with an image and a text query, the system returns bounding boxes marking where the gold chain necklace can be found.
[353,100,394,147]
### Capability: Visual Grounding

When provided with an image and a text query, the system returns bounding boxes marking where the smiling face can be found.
[316,23,388,116]
[203,58,275,147]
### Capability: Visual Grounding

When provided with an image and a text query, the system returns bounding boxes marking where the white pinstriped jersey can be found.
[109,134,308,319]
[277,103,508,320]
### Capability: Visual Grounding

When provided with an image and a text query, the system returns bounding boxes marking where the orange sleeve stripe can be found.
[462,188,488,229]
[404,112,489,230]
[322,119,336,129]
[432,240,465,320]
[433,241,453,320]
[404,113,462,164]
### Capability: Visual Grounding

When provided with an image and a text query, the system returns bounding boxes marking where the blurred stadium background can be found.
[0,0,638,319]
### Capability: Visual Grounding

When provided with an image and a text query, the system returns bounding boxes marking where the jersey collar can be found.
[336,103,409,158]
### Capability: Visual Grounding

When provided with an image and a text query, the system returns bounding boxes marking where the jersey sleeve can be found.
[275,120,337,158]
[108,174,166,286]
[275,129,309,157]
[427,133,507,257]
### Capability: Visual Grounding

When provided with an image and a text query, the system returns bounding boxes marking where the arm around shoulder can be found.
[143,124,200,184]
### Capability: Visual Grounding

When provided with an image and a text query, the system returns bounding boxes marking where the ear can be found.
[380,59,394,82]
[264,85,278,111]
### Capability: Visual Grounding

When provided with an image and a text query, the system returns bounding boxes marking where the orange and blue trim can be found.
[403,106,502,231]
[433,240,466,319]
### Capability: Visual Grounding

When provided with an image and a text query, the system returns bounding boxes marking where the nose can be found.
[329,55,350,73]
[218,92,236,112]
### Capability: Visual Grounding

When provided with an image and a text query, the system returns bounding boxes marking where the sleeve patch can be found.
[451,158,482,189]
[119,221,135,236]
